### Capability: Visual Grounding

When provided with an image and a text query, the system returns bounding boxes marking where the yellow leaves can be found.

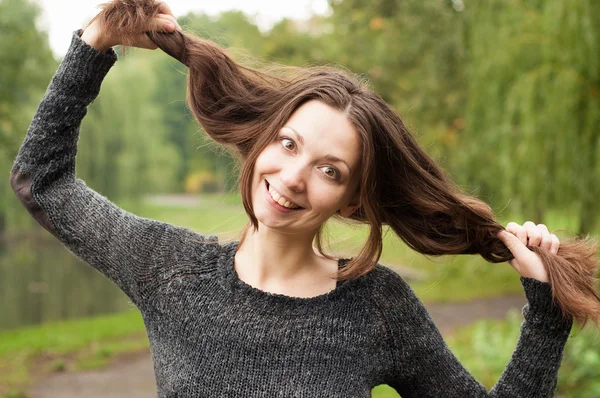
[0,117,14,132]
[369,17,385,31]
[453,117,465,130]
[442,128,457,145]
[589,84,600,99]
[184,171,217,194]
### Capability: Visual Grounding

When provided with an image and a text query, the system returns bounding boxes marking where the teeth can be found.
[268,184,300,209]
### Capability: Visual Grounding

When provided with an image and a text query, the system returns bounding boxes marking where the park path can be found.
[28,295,526,398]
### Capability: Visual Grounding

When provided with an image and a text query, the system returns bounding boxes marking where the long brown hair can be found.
[90,0,600,327]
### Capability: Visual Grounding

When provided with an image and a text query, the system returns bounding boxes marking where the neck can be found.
[235,223,332,287]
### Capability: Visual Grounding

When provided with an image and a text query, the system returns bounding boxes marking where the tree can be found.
[0,0,57,232]
[325,0,467,168]
[78,49,181,200]
[459,0,600,233]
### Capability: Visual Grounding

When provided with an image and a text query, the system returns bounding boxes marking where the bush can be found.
[447,310,600,397]
[184,171,219,193]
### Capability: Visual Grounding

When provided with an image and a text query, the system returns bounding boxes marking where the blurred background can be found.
[1,0,598,397]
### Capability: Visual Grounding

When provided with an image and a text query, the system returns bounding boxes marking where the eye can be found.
[280,137,296,152]
[320,166,341,181]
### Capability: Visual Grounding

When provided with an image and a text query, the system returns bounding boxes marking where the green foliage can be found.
[558,325,600,395]
[179,10,265,53]
[78,50,181,199]
[459,0,600,232]
[263,17,329,66]
[0,0,56,153]
[184,171,219,193]
[448,311,600,397]
[0,0,57,230]
[325,0,467,165]
[149,11,264,192]
[5,0,598,236]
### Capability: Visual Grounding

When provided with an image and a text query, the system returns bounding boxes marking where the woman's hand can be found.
[81,1,181,53]
[497,221,560,283]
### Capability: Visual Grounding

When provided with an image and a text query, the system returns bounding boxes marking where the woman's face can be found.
[251,99,361,236]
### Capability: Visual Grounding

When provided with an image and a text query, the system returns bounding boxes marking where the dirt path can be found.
[28,295,526,398]
[427,295,526,335]
[29,354,156,398]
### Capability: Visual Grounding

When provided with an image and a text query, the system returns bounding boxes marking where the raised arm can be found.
[10,27,199,307]
[378,269,572,397]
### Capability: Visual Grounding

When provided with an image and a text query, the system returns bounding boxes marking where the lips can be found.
[265,180,304,210]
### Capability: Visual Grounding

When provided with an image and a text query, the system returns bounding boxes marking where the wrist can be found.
[80,27,114,53]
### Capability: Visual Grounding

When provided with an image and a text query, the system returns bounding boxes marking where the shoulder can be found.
[364,263,427,317]
[367,263,416,295]
[157,224,225,277]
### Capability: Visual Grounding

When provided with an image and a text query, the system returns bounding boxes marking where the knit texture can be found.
[10,30,573,397]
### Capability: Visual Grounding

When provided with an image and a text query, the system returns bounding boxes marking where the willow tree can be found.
[325,0,467,168]
[0,0,56,233]
[78,50,180,200]
[143,10,268,192]
[460,0,600,233]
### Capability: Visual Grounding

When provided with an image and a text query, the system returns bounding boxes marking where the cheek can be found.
[311,189,346,211]
[254,146,280,174]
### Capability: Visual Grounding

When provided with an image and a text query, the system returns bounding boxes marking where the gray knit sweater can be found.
[10,30,573,397]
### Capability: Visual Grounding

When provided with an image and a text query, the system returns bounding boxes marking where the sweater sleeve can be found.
[10,29,201,307]
[378,269,573,397]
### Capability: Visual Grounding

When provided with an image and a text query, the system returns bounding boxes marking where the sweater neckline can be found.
[218,240,357,314]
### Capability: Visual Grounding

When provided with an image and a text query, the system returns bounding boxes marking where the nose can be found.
[280,161,307,193]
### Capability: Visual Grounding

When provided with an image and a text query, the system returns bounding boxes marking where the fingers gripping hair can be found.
[92,0,164,48]
[93,0,283,157]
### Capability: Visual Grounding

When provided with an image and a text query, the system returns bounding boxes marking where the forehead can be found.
[284,100,361,169]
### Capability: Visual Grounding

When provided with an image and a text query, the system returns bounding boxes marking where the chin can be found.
[254,211,292,230]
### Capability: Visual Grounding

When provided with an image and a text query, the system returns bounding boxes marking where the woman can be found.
[10,1,598,396]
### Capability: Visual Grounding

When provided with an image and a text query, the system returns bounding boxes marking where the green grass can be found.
[372,385,401,397]
[124,193,248,239]
[0,310,144,356]
[0,311,147,397]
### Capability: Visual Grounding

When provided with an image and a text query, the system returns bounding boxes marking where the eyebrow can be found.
[282,125,352,175]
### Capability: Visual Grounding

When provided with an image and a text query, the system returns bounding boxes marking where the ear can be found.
[338,197,361,218]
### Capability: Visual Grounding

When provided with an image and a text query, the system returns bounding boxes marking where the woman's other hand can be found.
[497,221,561,283]
[81,1,181,53]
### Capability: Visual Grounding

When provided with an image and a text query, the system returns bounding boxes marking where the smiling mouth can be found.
[265,181,304,210]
